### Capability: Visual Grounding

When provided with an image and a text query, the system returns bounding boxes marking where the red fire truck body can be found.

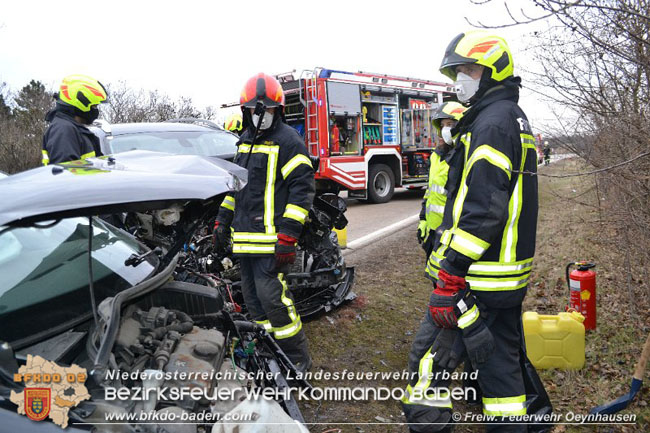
[277,68,456,203]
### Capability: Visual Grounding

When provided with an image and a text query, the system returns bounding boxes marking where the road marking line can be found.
[343,214,420,256]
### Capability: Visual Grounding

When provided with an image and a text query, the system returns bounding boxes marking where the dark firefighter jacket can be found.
[42,108,101,165]
[216,120,315,256]
[426,77,539,308]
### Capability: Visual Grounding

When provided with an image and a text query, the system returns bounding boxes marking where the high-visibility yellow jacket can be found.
[420,149,449,233]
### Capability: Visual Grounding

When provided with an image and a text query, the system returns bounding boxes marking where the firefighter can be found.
[543,142,551,166]
[417,102,466,260]
[42,74,107,165]
[224,112,243,136]
[402,31,539,433]
[329,115,341,154]
[213,73,315,372]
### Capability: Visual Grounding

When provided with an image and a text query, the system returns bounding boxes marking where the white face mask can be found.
[454,72,481,103]
[251,110,274,130]
[441,126,454,145]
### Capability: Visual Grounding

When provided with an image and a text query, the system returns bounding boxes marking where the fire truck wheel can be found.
[368,164,395,204]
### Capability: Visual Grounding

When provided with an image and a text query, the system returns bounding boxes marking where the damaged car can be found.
[0,152,310,432]
[89,119,356,319]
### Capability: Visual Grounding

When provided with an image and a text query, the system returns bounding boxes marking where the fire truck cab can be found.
[277,68,456,203]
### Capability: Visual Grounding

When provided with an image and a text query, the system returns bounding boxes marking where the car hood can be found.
[0,150,247,226]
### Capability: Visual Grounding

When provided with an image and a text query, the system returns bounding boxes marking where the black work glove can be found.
[430,328,464,370]
[461,316,495,368]
[212,221,230,254]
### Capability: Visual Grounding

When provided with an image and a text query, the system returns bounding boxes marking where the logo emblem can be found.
[25,388,51,421]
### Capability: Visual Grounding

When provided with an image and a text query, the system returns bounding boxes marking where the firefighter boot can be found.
[277,328,312,373]
[403,404,454,433]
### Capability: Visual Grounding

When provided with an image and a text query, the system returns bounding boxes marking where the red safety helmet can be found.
[240,73,285,108]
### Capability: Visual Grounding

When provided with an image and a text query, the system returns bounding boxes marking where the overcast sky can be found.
[0,0,555,128]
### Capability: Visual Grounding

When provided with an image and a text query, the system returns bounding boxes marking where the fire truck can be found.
[275,68,456,203]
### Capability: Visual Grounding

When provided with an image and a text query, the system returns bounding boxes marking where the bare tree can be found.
[474,0,650,305]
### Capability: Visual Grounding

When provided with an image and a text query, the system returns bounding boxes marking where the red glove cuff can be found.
[277,233,298,246]
[435,269,466,295]
[213,220,220,230]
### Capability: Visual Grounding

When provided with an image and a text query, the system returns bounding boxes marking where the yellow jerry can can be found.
[523,311,585,370]
[333,227,347,249]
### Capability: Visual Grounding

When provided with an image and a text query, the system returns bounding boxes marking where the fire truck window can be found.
[328,113,360,155]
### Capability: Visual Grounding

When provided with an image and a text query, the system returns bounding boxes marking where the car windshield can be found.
[0,217,157,348]
[108,130,238,157]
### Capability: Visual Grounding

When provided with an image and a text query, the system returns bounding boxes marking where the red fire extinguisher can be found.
[566,261,597,330]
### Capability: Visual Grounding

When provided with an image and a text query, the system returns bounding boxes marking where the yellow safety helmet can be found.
[224,113,243,133]
[432,102,467,135]
[58,74,107,112]
[439,31,514,82]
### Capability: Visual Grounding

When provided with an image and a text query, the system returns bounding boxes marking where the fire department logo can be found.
[10,355,90,429]
[25,388,51,421]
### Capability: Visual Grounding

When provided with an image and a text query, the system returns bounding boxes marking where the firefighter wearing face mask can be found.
[417,102,466,259]
[42,75,107,165]
[213,73,315,372]
[402,31,540,433]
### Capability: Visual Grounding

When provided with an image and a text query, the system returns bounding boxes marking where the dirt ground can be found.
[299,158,650,433]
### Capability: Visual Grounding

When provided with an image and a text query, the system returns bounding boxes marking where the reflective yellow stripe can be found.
[281,154,312,179]
[466,145,512,180]
[41,150,50,165]
[500,135,528,262]
[457,304,479,329]
[80,151,96,160]
[221,195,235,211]
[265,150,278,234]
[232,243,276,254]
[283,204,309,224]
[232,232,277,243]
[426,250,532,291]
[401,347,453,408]
[274,273,302,339]
[238,144,279,154]
[255,320,273,331]
[449,228,490,261]
[483,395,527,416]
[466,275,530,291]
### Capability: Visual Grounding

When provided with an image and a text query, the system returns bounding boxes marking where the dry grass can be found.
[299,158,649,433]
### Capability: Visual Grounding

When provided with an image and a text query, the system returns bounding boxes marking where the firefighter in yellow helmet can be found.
[224,112,243,136]
[417,102,466,260]
[403,31,542,433]
[42,74,107,165]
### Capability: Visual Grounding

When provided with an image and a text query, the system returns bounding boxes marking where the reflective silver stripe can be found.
[451,233,487,257]
[428,184,447,195]
[457,304,479,329]
[466,276,530,291]
[232,232,277,242]
[232,244,276,253]
[469,260,533,274]
[427,204,445,214]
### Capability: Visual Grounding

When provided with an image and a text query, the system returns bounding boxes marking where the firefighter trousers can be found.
[402,304,527,433]
[239,256,309,364]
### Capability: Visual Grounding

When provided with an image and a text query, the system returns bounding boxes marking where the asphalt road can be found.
[341,187,423,243]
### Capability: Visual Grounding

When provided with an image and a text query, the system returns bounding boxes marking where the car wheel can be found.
[368,164,395,204]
